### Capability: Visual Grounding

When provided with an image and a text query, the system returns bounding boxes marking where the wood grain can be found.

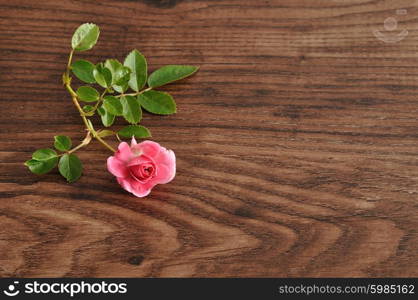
[0,0,417,277]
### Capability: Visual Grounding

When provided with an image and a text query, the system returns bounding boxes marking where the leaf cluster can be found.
[25,136,82,182]
[70,24,198,139]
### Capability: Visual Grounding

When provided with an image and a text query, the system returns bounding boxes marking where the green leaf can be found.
[124,49,147,92]
[76,86,99,102]
[118,125,151,139]
[97,105,115,127]
[25,159,57,175]
[32,148,58,161]
[71,23,100,51]
[103,95,123,116]
[83,105,94,112]
[148,65,198,88]
[138,90,176,115]
[25,159,45,174]
[113,82,129,93]
[25,148,58,174]
[97,130,115,138]
[105,59,131,85]
[54,135,72,151]
[58,154,82,183]
[93,63,112,89]
[25,158,58,175]
[115,67,131,86]
[120,95,141,124]
[82,105,95,116]
[71,60,96,83]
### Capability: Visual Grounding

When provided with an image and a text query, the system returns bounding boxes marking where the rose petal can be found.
[117,177,133,194]
[130,180,153,197]
[131,187,152,198]
[117,176,152,198]
[132,140,161,157]
[155,149,176,169]
[115,142,132,162]
[155,163,176,184]
[107,157,129,178]
[127,155,154,167]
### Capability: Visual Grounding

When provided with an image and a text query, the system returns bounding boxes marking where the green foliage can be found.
[76,86,99,102]
[105,59,131,92]
[124,49,147,92]
[93,63,112,88]
[54,135,72,151]
[59,154,83,182]
[71,60,96,83]
[120,95,141,124]
[71,23,100,51]
[97,130,115,138]
[97,105,115,127]
[82,105,95,116]
[148,65,198,88]
[103,96,123,116]
[32,148,58,161]
[118,125,151,139]
[138,90,176,115]
[25,148,58,174]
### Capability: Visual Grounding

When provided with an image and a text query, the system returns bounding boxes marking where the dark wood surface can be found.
[0,0,417,277]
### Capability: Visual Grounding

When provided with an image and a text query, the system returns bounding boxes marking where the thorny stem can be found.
[64,50,116,153]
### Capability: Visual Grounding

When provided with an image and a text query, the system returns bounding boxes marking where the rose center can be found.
[128,162,156,181]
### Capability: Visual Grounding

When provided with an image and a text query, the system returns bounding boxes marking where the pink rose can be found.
[107,138,176,197]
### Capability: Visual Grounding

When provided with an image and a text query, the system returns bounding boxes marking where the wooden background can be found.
[0,0,417,277]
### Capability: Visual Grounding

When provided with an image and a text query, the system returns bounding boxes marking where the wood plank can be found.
[0,0,417,277]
